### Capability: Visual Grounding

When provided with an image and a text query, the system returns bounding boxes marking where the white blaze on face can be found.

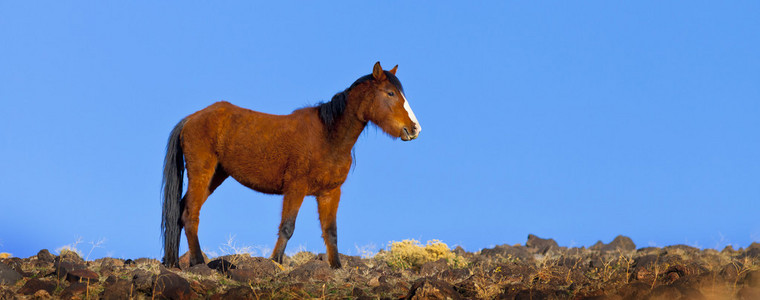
[400,92,421,134]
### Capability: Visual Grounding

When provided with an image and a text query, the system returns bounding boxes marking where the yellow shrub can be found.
[0,252,12,259]
[376,239,468,270]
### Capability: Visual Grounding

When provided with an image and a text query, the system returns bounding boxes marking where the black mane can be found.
[318,71,404,129]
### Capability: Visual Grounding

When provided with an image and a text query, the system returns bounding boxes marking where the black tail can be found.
[161,118,187,267]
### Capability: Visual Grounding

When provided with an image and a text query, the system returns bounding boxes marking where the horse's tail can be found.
[161,118,187,267]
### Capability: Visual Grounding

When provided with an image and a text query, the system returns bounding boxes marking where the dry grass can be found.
[375,239,469,270]
[3,237,759,299]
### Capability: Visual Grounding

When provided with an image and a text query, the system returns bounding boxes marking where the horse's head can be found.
[358,62,422,141]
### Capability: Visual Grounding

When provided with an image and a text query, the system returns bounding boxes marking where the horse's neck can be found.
[325,99,366,155]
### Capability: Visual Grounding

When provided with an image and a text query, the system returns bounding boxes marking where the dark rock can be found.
[420,259,449,277]
[36,249,55,263]
[188,264,216,276]
[224,257,280,283]
[453,277,479,299]
[56,250,84,264]
[1,257,23,274]
[525,234,558,255]
[134,257,161,266]
[91,257,124,277]
[95,257,125,268]
[499,283,529,299]
[406,278,461,300]
[104,275,118,285]
[340,254,369,270]
[239,257,280,273]
[0,262,22,285]
[488,263,535,283]
[207,258,236,274]
[214,255,281,276]
[631,267,653,282]
[662,265,688,284]
[590,241,605,250]
[633,254,660,269]
[66,268,99,284]
[229,269,257,283]
[563,247,585,256]
[17,278,56,295]
[191,278,218,296]
[636,247,663,255]
[479,244,533,262]
[453,246,466,256]
[60,282,89,299]
[124,258,135,265]
[287,259,332,281]
[53,261,87,281]
[664,244,700,254]
[315,253,367,269]
[153,270,194,300]
[352,286,367,298]
[370,285,393,298]
[557,255,584,268]
[440,268,470,283]
[132,269,155,293]
[589,256,605,269]
[740,243,760,259]
[721,245,736,256]
[218,286,255,299]
[748,242,760,250]
[603,236,636,252]
[101,279,135,300]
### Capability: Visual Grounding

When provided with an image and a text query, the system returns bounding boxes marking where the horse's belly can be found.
[222,160,287,195]
[230,174,284,195]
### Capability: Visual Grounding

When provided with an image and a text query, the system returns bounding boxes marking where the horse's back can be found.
[182,101,324,194]
[183,101,286,146]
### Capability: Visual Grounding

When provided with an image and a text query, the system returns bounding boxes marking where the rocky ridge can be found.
[1,235,759,299]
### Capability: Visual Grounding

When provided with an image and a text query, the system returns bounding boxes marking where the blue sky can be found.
[1,2,758,259]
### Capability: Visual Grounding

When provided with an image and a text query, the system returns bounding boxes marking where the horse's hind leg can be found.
[317,188,342,268]
[271,189,306,264]
[183,161,227,267]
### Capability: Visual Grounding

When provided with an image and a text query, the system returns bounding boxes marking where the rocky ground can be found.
[1,235,759,299]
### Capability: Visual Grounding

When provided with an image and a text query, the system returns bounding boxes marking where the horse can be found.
[161,62,421,269]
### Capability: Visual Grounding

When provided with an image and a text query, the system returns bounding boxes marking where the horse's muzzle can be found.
[402,123,421,141]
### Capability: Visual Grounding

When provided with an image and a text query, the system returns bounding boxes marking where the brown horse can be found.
[161,62,421,268]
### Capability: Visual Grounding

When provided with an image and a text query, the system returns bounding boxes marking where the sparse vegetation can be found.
[0,236,758,299]
[375,239,469,270]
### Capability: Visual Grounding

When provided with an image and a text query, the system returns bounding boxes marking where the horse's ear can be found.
[372,61,386,80]
[389,65,398,75]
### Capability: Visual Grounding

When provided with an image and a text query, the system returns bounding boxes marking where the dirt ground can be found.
[1,235,759,299]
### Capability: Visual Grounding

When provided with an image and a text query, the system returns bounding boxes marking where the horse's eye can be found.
[387,91,395,97]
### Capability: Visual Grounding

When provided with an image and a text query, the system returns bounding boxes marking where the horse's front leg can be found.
[317,188,342,268]
[271,189,306,264]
